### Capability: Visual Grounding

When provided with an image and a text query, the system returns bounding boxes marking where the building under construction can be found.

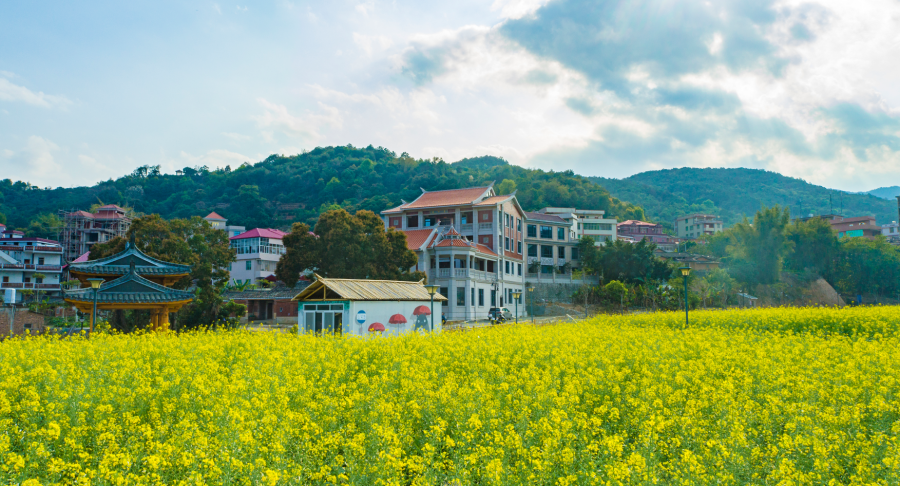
[59,205,131,263]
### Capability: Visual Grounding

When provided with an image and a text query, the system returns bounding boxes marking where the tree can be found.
[784,217,840,279]
[706,268,737,307]
[276,209,425,284]
[834,237,900,299]
[90,214,236,331]
[726,206,792,285]
[0,211,6,225]
[495,179,517,196]
[25,213,61,239]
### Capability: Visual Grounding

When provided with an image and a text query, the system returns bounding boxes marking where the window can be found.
[557,227,565,240]
[582,223,613,231]
[541,245,553,258]
[24,277,31,283]
[482,212,488,221]
[38,257,45,265]
[407,215,418,228]
[245,260,252,271]
[518,263,522,276]
[478,289,485,306]
[461,212,472,224]
[558,246,565,258]
[457,287,466,306]
[2,276,7,283]
[541,265,553,274]
[572,247,580,260]
[36,277,43,284]
[441,287,449,306]
[517,219,522,232]
[527,224,537,237]
[517,241,522,254]
[471,288,475,306]
[491,290,496,306]
[505,237,510,250]
[540,226,552,239]
[528,244,538,257]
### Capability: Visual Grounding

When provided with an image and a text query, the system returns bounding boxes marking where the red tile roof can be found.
[381,203,410,214]
[474,195,514,206]
[399,228,436,250]
[403,187,492,209]
[435,238,471,248]
[230,228,287,240]
[205,212,226,221]
[97,204,125,210]
[475,243,498,257]
[73,251,91,263]
[67,210,95,218]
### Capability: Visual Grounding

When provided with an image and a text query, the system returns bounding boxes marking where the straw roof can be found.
[293,275,447,302]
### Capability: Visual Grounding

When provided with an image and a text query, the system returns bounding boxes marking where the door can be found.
[301,304,345,335]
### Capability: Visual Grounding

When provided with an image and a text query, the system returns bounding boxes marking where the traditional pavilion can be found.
[64,240,194,331]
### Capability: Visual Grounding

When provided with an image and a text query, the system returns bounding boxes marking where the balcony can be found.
[0,282,61,290]
[460,223,473,233]
[429,268,492,280]
[478,223,493,231]
[0,264,63,272]
[0,244,63,253]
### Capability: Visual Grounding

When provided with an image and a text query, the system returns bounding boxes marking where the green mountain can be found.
[592,168,899,229]
[0,146,644,234]
[867,186,900,200]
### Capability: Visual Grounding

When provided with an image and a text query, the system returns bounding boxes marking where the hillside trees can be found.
[577,237,672,284]
[276,208,425,285]
[725,206,793,285]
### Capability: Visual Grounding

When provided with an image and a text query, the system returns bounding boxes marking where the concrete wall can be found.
[299,300,440,337]
[0,309,47,335]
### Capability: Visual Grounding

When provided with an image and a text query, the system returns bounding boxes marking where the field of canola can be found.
[2,306,900,485]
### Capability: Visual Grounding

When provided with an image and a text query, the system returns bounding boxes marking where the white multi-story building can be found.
[0,224,64,303]
[882,221,899,243]
[381,185,526,321]
[204,212,246,238]
[536,207,618,244]
[675,214,724,239]
[228,228,287,285]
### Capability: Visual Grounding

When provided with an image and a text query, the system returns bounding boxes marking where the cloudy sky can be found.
[1,0,899,191]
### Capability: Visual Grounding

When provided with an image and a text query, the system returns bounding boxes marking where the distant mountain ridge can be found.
[866,186,900,200]
[592,168,899,229]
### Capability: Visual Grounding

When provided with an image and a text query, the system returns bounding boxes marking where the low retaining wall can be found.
[0,308,47,335]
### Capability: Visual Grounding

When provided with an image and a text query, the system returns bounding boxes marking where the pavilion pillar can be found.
[150,310,160,330]
[159,307,170,331]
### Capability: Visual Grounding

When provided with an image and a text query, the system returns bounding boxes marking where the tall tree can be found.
[276,209,424,284]
[784,217,840,278]
[726,206,793,285]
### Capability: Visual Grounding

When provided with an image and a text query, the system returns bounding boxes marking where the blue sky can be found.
[2,0,899,191]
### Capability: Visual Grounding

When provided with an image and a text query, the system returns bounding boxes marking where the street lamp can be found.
[425,284,439,332]
[679,267,691,327]
[512,291,522,324]
[527,285,535,324]
[87,278,104,333]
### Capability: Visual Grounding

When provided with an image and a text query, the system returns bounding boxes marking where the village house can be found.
[616,220,679,252]
[0,224,65,303]
[381,185,525,321]
[228,228,287,285]
[60,205,131,262]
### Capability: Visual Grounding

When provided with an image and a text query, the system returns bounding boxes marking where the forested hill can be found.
[593,168,898,229]
[0,145,645,234]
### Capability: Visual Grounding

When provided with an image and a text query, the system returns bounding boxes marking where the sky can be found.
[1,0,899,192]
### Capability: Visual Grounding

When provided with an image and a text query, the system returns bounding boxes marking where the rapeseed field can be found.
[2,307,899,485]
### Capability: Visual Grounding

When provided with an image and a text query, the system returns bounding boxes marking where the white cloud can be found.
[490,0,553,19]
[2,136,64,185]
[252,98,342,142]
[0,77,71,109]
[353,33,393,56]
[355,0,375,17]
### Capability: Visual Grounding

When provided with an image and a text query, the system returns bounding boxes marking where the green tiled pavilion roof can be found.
[68,242,191,276]
[64,272,194,305]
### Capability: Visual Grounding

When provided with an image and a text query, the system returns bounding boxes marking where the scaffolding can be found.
[58,206,131,263]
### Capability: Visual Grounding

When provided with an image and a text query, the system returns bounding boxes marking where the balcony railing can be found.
[460,223,473,233]
[478,223,493,231]
[0,264,63,272]
[429,268,492,280]
[0,245,63,253]
[0,282,61,290]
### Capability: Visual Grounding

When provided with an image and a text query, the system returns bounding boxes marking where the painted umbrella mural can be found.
[413,305,431,331]
[368,322,385,333]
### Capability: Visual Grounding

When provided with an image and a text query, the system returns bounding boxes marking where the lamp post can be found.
[512,291,522,324]
[527,285,535,324]
[679,267,690,327]
[425,284,439,332]
[87,278,104,333]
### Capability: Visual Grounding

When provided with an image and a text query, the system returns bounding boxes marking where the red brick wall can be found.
[0,310,47,335]
[478,210,493,223]
[501,202,524,261]
[389,217,401,228]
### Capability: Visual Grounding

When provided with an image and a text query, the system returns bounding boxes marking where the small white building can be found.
[0,225,64,303]
[537,207,618,244]
[228,228,287,284]
[293,276,447,336]
[204,212,246,238]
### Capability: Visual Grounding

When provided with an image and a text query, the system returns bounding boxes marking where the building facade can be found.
[882,221,899,243]
[675,214,724,239]
[60,205,131,262]
[523,211,583,283]
[204,212,246,238]
[538,207,617,243]
[617,220,679,252]
[382,185,526,321]
[830,216,882,240]
[229,228,287,284]
[0,225,64,303]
